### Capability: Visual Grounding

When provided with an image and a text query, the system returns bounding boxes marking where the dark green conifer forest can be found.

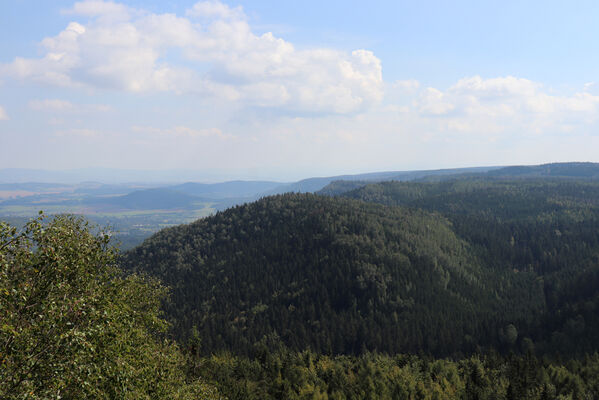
[123,179,599,359]
[6,174,599,399]
[339,178,599,356]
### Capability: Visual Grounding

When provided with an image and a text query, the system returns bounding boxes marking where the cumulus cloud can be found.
[62,0,131,20]
[416,87,455,115]
[1,0,383,114]
[393,79,420,91]
[186,0,245,20]
[411,76,599,135]
[0,106,8,120]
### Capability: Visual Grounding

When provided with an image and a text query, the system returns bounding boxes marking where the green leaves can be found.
[0,215,222,400]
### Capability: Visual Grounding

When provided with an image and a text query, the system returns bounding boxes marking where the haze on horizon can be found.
[1,0,599,181]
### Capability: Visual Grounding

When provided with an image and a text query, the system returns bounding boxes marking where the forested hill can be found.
[83,188,205,210]
[339,178,599,355]
[122,193,545,357]
[318,162,599,196]
[340,178,599,219]
[486,162,599,178]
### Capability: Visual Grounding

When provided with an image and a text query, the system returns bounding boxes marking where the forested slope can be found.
[122,193,544,357]
[106,178,599,398]
[340,178,599,355]
[318,162,599,196]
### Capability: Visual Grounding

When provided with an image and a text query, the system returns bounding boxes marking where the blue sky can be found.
[1,0,599,181]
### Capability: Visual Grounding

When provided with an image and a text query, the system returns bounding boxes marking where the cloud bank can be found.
[2,1,599,175]
[410,76,599,136]
[1,0,383,114]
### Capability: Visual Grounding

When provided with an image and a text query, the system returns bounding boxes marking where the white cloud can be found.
[451,75,538,98]
[28,98,112,112]
[186,1,245,20]
[1,0,383,114]
[393,79,420,91]
[0,106,8,120]
[416,87,455,115]
[410,76,599,135]
[62,0,132,21]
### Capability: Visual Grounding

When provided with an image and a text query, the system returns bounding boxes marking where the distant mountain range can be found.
[170,181,284,199]
[486,162,599,178]
[0,168,264,184]
[81,188,208,211]
[2,163,599,215]
[319,162,599,196]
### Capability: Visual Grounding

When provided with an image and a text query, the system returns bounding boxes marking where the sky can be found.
[1,0,599,181]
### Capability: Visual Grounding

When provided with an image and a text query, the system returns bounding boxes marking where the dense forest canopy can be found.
[118,177,599,397]
[338,179,599,355]
[121,178,599,358]
[6,173,599,398]
[193,349,599,400]
[123,194,500,355]
[120,177,598,358]
[0,214,222,399]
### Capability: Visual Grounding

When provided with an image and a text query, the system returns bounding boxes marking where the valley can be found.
[5,162,599,399]
[4,1,598,396]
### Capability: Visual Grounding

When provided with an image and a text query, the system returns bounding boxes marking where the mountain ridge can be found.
[121,192,544,357]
